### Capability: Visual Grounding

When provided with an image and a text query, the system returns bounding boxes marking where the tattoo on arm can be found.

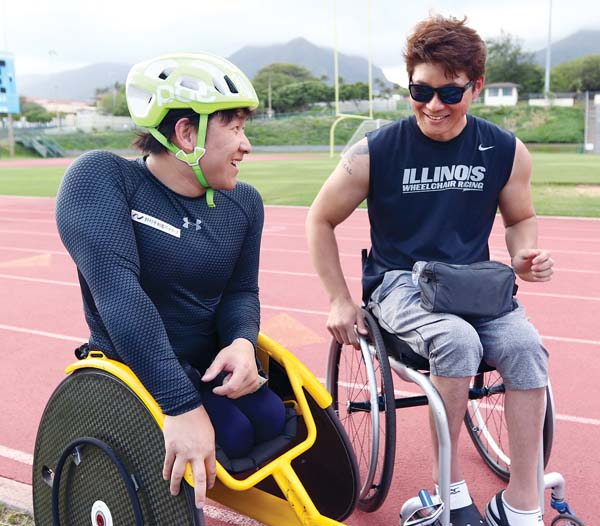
[341,141,369,176]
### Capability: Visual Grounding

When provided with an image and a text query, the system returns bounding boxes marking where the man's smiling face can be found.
[409,62,483,142]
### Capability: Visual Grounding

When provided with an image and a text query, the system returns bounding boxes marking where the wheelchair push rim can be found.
[326,310,396,512]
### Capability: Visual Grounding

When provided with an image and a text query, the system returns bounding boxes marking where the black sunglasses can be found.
[409,80,474,105]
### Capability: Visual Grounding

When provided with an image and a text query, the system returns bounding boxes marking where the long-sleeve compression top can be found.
[56,150,264,416]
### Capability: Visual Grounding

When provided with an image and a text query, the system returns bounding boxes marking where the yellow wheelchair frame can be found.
[34,333,359,526]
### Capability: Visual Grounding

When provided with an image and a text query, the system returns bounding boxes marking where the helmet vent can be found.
[180,79,199,90]
[158,67,175,80]
[224,75,239,94]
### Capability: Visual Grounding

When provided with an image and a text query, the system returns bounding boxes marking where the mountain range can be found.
[532,29,600,67]
[16,30,600,102]
[17,38,390,102]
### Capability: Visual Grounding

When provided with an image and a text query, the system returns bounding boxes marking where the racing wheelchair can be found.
[326,305,584,526]
[32,333,360,526]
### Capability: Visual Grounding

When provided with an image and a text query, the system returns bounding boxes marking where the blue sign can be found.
[0,52,20,114]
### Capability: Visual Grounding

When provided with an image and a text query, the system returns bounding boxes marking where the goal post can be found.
[339,118,391,156]
[330,0,374,157]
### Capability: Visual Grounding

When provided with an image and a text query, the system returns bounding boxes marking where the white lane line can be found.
[542,335,600,345]
[261,304,330,316]
[0,324,85,342]
[0,445,33,465]
[0,273,79,287]
[0,208,54,215]
[0,228,57,237]
[0,245,68,256]
[519,291,600,302]
[0,216,55,224]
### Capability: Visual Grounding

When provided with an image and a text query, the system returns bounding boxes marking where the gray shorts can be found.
[368,270,549,390]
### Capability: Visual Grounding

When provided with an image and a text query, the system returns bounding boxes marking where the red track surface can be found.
[0,195,598,525]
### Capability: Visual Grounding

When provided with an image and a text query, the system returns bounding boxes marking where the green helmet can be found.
[126,52,258,207]
[126,52,258,127]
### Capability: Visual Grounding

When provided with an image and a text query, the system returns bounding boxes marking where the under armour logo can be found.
[183,217,202,230]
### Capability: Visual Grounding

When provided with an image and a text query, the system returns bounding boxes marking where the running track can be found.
[0,195,598,525]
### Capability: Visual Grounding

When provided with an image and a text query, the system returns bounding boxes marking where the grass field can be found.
[0,503,33,525]
[0,153,599,216]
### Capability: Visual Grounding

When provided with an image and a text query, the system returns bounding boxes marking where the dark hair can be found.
[132,107,253,154]
[404,15,486,82]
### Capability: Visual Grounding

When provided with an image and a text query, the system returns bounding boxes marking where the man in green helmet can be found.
[56,52,286,510]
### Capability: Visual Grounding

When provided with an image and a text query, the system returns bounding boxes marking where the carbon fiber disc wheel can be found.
[33,369,203,526]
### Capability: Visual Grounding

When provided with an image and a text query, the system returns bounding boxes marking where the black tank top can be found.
[363,114,516,301]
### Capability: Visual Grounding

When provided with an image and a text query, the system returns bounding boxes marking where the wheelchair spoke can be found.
[465,371,511,480]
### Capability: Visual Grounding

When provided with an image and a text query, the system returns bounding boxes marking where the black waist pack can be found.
[417,261,518,318]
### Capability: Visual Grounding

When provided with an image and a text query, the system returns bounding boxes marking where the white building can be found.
[529,94,576,107]
[483,83,519,106]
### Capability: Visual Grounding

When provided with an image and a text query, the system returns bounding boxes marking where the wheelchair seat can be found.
[216,406,298,474]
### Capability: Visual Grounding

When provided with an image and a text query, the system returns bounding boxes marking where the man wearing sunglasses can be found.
[307,14,553,526]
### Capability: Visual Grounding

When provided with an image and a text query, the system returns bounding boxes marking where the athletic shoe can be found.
[485,491,510,526]
[450,502,486,525]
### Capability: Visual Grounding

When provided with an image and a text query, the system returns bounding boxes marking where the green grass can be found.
[0,152,599,216]
[528,153,600,216]
[239,158,338,205]
[0,503,34,526]
[0,166,65,197]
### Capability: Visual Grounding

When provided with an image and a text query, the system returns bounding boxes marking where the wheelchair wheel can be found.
[551,514,585,526]
[33,368,204,526]
[326,310,396,512]
[464,371,554,481]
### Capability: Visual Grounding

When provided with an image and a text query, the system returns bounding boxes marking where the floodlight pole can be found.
[333,0,340,116]
[330,0,374,157]
[544,0,552,97]
[7,114,14,157]
[584,91,589,152]
[367,0,373,118]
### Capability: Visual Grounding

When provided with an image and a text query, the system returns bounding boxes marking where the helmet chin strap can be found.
[148,113,215,207]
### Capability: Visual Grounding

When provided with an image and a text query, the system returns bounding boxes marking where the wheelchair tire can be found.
[464,371,554,481]
[326,309,396,513]
[33,368,204,526]
[551,514,586,526]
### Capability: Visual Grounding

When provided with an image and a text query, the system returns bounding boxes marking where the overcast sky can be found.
[2,0,599,85]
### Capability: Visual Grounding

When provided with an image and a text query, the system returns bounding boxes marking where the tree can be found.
[272,80,333,112]
[253,63,317,112]
[374,78,402,98]
[97,83,129,116]
[485,33,544,94]
[552,55,600,92]
[17,97,53,123]
[339,82,370,110]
